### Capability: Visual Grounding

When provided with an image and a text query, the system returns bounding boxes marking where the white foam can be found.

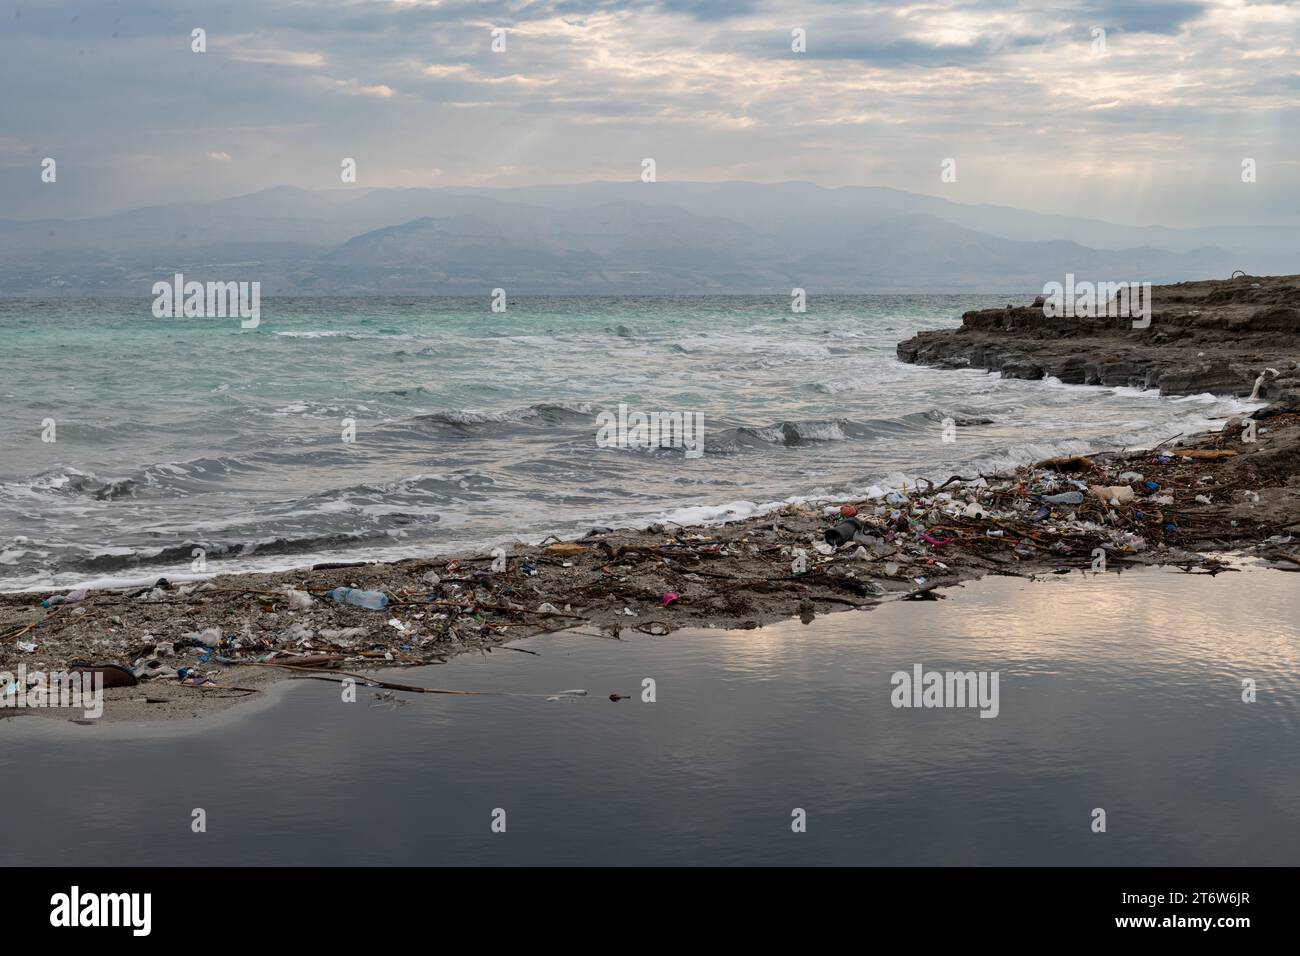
[658,500,763,526]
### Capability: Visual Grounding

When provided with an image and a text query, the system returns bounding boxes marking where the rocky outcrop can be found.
[897,274,1300,399]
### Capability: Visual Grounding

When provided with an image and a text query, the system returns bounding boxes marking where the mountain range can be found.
[2,181,1292,295]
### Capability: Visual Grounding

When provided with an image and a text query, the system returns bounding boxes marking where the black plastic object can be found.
[825,518,862,546]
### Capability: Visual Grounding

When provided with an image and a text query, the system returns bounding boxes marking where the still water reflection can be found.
[4,566,1298,865]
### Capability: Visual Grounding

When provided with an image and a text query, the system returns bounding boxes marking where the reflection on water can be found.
[4,565,1298,865]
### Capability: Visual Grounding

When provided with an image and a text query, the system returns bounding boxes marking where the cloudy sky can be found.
[2,0,1298,226]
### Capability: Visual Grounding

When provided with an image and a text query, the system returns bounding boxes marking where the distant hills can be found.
[1,181,1291,295]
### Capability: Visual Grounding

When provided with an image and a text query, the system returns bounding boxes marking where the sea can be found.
[0,295,1260,592]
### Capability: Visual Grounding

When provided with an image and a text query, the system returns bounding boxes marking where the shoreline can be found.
[7,273,1300,723]
[5,401,1299,723]
[13,562,1298,866]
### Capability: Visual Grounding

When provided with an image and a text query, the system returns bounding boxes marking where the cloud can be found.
[206,151,234,163]
[653,0,761,20]
[229,48,327,68]
[2,0,1298,226]
[329,79,396,97]
[1077,1,1209,35]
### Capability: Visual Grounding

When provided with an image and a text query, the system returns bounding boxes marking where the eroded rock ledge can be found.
[897,273,1300,398]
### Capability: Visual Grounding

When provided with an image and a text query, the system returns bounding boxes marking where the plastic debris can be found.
[41,588,87,609]
[328,587,389,610]
[1090,485,1135,504]
[1042,491,1084,505]
[825,518,861,546]
[134,660,179,681]
[283,587,314,610]
[319,627,368,641]
[1175,449,1237,460]
[545,689,589,702]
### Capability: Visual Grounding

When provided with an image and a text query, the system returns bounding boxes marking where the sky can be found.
[1,0,1298,226]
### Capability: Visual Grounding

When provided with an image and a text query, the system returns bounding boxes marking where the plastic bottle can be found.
[41,588,87,609]
[328,587,388,610]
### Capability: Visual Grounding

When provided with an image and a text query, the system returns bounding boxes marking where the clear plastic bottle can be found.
[328,586,388,610]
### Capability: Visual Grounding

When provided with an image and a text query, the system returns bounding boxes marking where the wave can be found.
[58,530,393,575]
[412,401,594,430]
[3,452,337,504]
[709,409,986,451]
[963,439,1098,476]
[0,468,139,502]
[0,403,595,505]
[270,329,420,341]
[739,419,849,444]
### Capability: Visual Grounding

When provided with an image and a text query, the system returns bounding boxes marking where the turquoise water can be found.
[0,295,1258,589]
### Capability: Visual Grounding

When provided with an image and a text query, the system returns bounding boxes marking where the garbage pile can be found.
[798,408,1300,584]
[3,409,1298,700]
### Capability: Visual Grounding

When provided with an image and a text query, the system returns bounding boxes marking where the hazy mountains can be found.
[1,181,1290,295]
